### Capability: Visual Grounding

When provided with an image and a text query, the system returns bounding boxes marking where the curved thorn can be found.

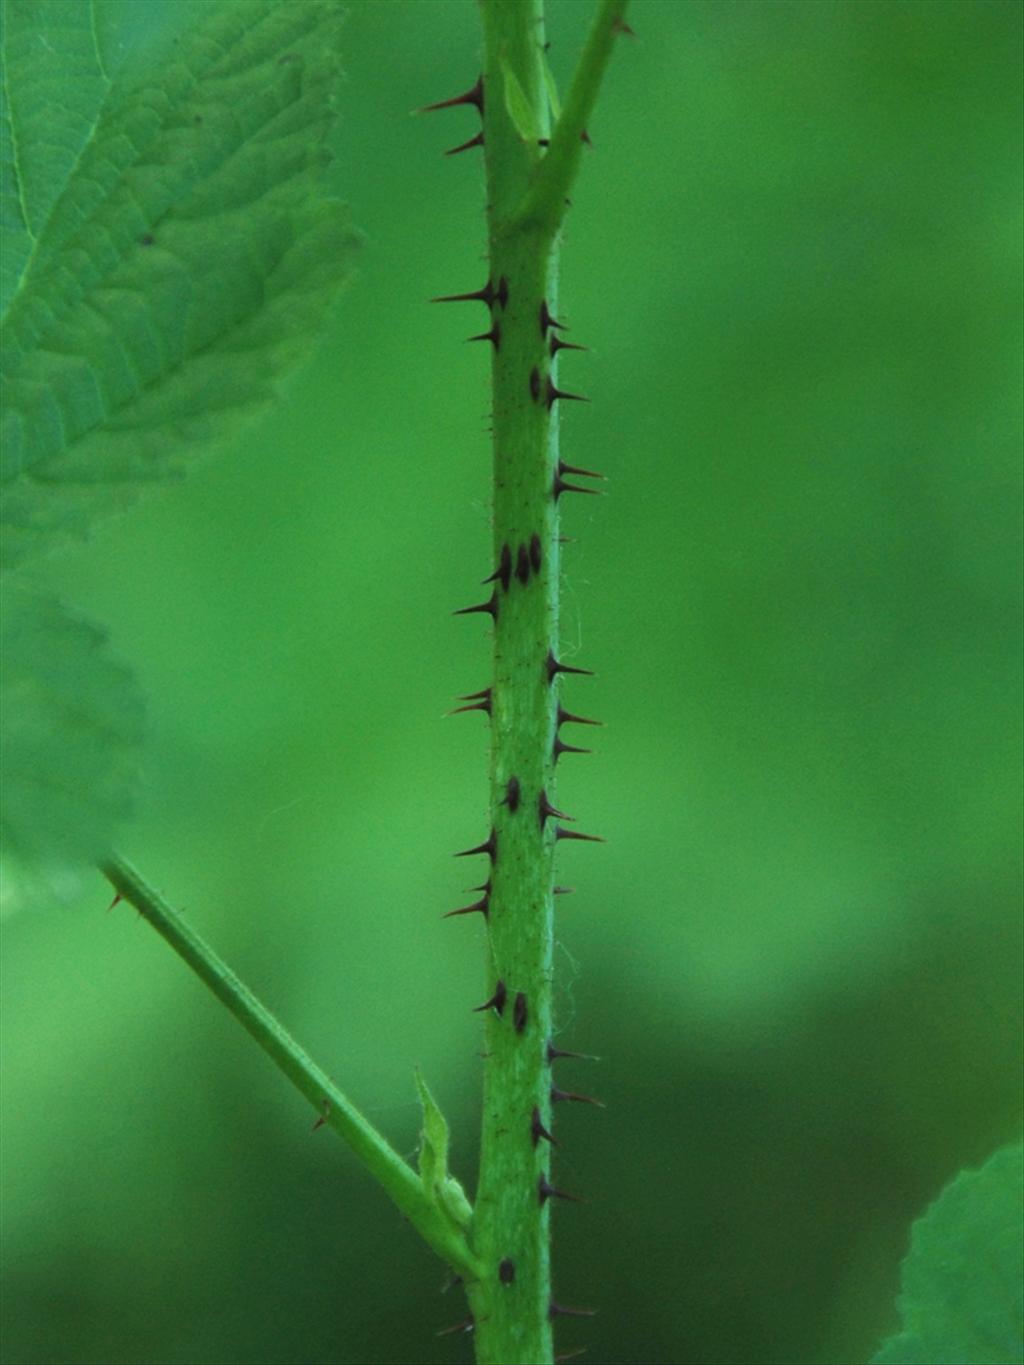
[558,460,604,481]
[554,737,592,762]
[557,706,602,727]
[482,544,512,592]
[546,649,594,682]
[539,789,574,826]
[550,1302,597,1321]
[550,334,588,356]
[539,1174,585,1204]
[562,709,600,731]
[554,826,605,844]
[458,687,492,701]
[531,1106,558,1146]
[551,1086,605,1108]
[419,75,484,115]
[467,322,501,348]
[431,280,496,306]
[547,1042,597,1062]
[540,300,568,335]
[454,592,498,620]
[436,1317,475,1337]
[448,698,491,717]
[546,379,589,408]
[445,130,484,156]
[444,896,489,920]
[553,474,602,499]
[454,829,497,860]
[474,980,507,1015]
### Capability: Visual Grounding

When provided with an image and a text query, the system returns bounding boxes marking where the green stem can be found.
[101,854,480,1283]
[460,3,628,1361]
[511,0,631,236]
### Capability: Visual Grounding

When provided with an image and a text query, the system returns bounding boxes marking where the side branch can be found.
[101,854,481,1283]
[511,0,631,236]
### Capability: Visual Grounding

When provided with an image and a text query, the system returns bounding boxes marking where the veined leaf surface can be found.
[0,0,357,568]
[0,0,356,899]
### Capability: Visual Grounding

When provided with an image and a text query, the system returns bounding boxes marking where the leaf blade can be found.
[872,1143,1024,1365]
[0,0,358,570]
[0,0,112,312]
[0,583,144,911]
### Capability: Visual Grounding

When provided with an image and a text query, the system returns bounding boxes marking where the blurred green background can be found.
[2,1,1021,1362]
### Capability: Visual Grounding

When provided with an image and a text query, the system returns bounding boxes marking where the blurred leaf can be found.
[872,1143,1024,1365]
[415,1069,472,1233]
[0,0,358,569]
[0,583,143,911]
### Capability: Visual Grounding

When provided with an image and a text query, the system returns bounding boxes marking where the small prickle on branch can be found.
[419,74,485,117]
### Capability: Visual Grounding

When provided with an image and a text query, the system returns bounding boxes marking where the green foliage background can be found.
[2,1,1021,1362]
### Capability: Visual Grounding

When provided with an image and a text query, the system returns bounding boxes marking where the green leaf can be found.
[90,1,216,82]
[0,0,358,569]
[0,0,110,312]
[501,55,540,145]
[0,582,144,911]
[415,1069,473,1233]
[872,1143,1024,1365]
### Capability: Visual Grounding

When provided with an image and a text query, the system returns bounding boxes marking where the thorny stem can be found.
[441,3,630,1362]
[95,1,628,1357]
[101,855,481,1283]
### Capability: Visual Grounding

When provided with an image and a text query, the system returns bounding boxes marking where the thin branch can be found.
[511,0,631,236]
[101,854,481,1283]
